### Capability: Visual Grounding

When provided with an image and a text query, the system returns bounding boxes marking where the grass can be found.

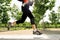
[0,23,60,31]
[0,26,60,31]
[0,26,32,31]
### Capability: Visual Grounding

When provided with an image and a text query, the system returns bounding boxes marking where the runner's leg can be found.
[16,13,27,24]
[27,9,42,35]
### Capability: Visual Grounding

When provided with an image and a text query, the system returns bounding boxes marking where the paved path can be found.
[0,29,60,40]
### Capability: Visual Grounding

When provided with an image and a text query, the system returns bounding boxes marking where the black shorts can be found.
[16,4,35,24]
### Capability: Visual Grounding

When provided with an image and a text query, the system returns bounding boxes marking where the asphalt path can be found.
[0,29,60,40]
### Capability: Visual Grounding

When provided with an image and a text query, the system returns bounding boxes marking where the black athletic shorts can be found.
[16,4,35,24]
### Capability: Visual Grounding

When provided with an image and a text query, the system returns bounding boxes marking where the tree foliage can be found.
[0,0,22,24]
[0,0,12,24]
[10,4,22,20]
[49,11,57,24]
[33,0,55,24]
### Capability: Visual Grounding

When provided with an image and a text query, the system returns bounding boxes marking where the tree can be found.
[0,0,11,24]
[49,11,57,24]
[10,4,22,21]
[49,11,57,28]
[57,6,60,23]
[33,0,55,28]
[0,0,22,24]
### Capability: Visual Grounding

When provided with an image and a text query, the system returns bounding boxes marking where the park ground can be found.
[0,28,60,40]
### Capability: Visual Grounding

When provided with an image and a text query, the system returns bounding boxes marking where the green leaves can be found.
[0,0,11,24]
[10,4,22,20]
[49,11,57,24]
[33,0,55,24]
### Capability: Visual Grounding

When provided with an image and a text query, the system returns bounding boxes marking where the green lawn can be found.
[0,23,60,31]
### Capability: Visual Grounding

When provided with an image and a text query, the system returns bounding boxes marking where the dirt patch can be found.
[0,29,33,35]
